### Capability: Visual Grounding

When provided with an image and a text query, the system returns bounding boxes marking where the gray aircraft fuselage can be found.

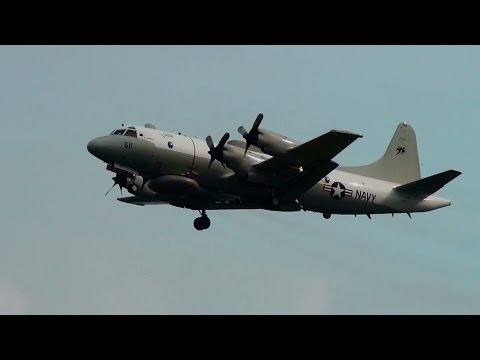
[87,124,454,222]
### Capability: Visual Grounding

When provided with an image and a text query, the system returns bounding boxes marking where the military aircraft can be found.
[87,114,461,230]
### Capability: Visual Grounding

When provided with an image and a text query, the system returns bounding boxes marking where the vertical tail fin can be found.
[339,122,421,184]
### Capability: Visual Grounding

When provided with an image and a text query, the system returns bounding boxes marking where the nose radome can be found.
[87,137,111,160]
[87,138,101,156]
[87,136,120,163]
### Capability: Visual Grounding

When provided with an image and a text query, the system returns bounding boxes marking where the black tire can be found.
[194,217,204,231]
[201,216,211,229]
[323,213,331,219]
[272,197,279,206]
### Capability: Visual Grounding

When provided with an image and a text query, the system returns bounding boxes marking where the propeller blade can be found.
[105,182,116,196]
[238,125,248,136]
[105,176,121,196]
[238,113,263,155]
[251,113,263,132]
[206,133,229,168]
[206,135,214,150]
[208,159,225,169]
[218,132,230,148]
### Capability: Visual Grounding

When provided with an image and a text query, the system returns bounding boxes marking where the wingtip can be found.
[331,129,363,138]
[352,132,363,139]
[448,169,462,178]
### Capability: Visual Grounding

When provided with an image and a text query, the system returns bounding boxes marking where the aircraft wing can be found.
[117,197,168,206]
[118,195,262,210]
[279,160,339,201]
[254,130,362,173]
[251,130,362,200]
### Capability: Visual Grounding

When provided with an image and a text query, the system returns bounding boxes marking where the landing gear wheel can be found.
[193,211,211,231]
[272,197,279,206]
[194,217,204,230]
[200,216,210,229]
[323,213,331,219]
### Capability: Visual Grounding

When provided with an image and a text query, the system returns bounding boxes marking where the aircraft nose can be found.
[87,135,121,163]
[87,137,102,157]
[87,136,114,162]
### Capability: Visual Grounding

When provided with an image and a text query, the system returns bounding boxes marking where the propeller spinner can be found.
[206,132,230,168]
[238,113,263,155]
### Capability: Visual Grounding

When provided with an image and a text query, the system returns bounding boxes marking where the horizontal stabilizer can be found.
[394,170,461,197]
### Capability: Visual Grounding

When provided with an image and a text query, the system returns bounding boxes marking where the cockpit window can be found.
[110,128,137,137]
[124,129,137,137]
[111,129,126,135]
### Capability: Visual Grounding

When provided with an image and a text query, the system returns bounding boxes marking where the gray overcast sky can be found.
[0,45,478,314]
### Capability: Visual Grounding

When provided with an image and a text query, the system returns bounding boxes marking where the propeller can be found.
[105,175,124,197]
[238,113,263,155]
[206,132,230,168]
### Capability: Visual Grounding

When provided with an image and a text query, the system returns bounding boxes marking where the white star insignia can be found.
[332,183,345,198]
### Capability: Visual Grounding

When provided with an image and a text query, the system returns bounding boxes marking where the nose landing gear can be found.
[193,210,211,231]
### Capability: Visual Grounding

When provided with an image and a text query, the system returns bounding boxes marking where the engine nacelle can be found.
[221,145,251,175]
[254,128,297,157]
[106,164,148,195]
[126,174,144,188]
[147,175,200,195]
[121,174,146,195]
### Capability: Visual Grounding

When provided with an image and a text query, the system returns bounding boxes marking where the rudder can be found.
[339,122,421,184]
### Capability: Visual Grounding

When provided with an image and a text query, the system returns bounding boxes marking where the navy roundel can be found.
[323,181,353,200]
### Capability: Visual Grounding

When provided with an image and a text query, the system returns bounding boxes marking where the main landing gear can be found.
[194,210,210,231]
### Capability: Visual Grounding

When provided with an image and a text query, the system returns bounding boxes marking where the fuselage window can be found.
[124,129,137,137]
[168,141,173,148]
[112,129,126,135]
